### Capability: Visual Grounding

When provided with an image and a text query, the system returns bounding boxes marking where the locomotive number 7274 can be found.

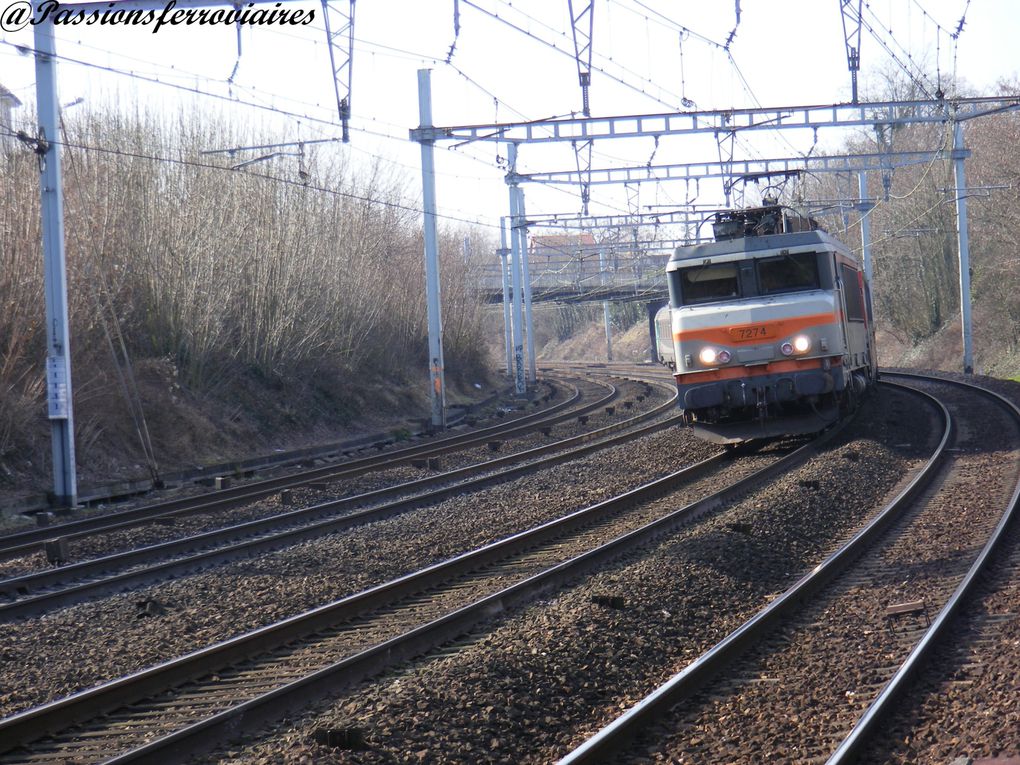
[728,325,774,342]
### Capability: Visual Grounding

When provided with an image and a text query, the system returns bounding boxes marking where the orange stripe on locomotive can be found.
[671,312,839,347]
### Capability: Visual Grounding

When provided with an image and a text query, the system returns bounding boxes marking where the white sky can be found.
[2,0,1018,234]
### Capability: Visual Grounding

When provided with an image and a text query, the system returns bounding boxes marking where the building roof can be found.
[529,233,598,257]
[0,84,22,108]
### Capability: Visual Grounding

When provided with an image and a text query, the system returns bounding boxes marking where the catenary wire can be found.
[0,38,518,184]
[460,0,683,111]
[1,125,503,229]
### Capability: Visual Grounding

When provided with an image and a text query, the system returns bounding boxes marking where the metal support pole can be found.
[952,119,974,374]
[516,186,537,384]
[416,69,447,427]
[856,171,874,284]
[840,0,863,104]
[599,249,613,361]
[856,171,876,322]
[498,220,513,378]
[506,146,527,396]
[34,20,77,507]
[320,0,355,142]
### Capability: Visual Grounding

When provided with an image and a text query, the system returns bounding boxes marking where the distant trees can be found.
[795,73,1020,371]
[963,79,1020,350]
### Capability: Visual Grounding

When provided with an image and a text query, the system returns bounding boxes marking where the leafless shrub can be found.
[0,102,491,478]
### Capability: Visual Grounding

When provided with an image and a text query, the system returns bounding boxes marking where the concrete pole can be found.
[416,69,447,427]
[952,119,974,374]
[646,301,662,363]
[35,20,77,507]
[498,220,513,378]
[599,249,613,361]
[506,145,527,396]
[515,188,537,384]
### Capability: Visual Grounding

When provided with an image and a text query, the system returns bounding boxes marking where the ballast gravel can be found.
[0,377,657,580]
[0,398,710,718]
[629,376,1020,763]
[206,386,934,764]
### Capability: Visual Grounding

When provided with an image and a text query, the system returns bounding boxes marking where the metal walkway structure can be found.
[476,239,678,305]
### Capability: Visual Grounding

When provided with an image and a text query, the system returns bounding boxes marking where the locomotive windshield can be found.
[756,252,821,294]
[676,262,740,304]
[669,250,831,308]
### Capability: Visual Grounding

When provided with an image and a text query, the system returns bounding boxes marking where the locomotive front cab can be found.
[666,228,864,443]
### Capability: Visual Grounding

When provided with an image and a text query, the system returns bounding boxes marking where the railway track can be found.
[858,436,1020,762]
[560,372,1020,764]
[0,371,706,731]
[8,369,1008,763]
[0,377,582,562]
[0,376,675,620]
[256,377,931,763]
[0,395,838,762]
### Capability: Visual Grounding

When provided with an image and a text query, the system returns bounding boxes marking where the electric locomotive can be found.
[661,205,877,444]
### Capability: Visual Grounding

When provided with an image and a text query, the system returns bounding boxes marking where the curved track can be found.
[0,379,579,560]
[8,368,1010,764]
[559,372,1020,764]
[0,402,828,763]
[0,376,677,619]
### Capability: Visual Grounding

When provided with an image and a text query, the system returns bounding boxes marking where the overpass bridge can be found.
[475,252,671,304]
[475,237,676,304]
[478,236,678,374]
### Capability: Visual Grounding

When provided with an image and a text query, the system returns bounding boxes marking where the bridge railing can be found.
[475,253,671,301]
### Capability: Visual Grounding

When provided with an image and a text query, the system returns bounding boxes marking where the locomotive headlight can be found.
[780,342,794,356]
[792,335,811,354]
[699,347,732,366]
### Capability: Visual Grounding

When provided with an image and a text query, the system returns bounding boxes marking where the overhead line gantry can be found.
[412,96,1018,144]
[512,149,952,187]
[413,94,1020,386]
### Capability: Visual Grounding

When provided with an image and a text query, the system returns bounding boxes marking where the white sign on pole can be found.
[47,355,69,419]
